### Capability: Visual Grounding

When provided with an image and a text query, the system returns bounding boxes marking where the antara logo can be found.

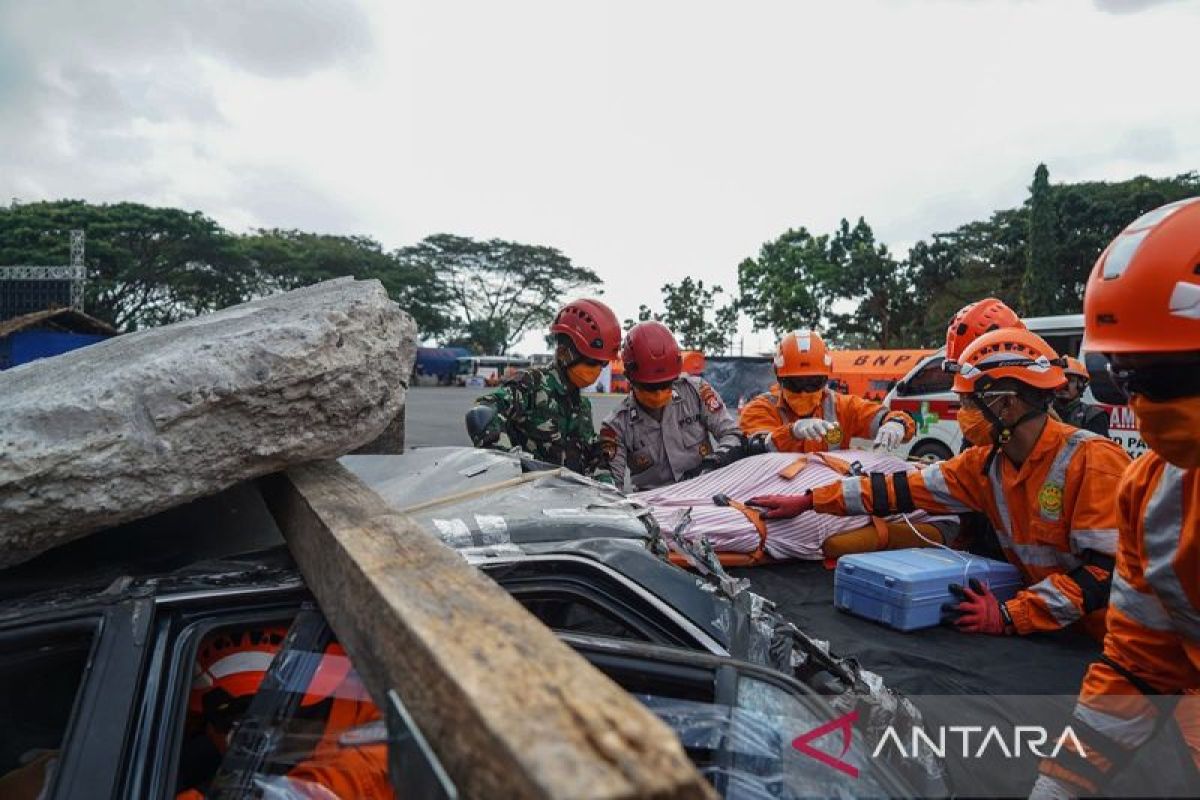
[871,725,1087,760]
[791,710,860,778]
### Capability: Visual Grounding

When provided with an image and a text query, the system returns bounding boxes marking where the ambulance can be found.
[884,314,1145,460]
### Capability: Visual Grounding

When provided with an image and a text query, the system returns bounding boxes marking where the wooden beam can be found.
[263,460,713,800]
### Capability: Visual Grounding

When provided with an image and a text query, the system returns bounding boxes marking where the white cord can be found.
[899,511,979,587]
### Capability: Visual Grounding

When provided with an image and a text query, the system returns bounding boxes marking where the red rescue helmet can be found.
[189,626,355,715]
[550,299,621,361]
[1084,197,1200,353]
[945,298,1025,365]
[622,321,682,383]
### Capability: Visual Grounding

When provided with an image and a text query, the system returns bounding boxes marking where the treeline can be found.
[0,200,599,354]
[5,167,1196,357]
[634,165,1199,351]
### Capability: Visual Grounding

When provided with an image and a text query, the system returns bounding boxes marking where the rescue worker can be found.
[738,329,915,454]
[598,321,743,490]
[1033,197,1200,797]
[1053,356,1110,437]
[944,297,1025,369]
[179,625,392,799]
[466,299,621,481]
[748,328,1131,639]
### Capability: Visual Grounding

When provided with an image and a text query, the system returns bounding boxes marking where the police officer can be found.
[466,299,621,481]
[1053,356,1110,436]
[599,321,743,491]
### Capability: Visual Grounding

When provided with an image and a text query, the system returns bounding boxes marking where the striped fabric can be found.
[633,451,954,561]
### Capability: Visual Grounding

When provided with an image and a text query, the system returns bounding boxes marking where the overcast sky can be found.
[2,0,1196,354]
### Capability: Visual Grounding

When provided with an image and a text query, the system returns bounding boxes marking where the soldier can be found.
[1053,356,1110,436]
[599,321,743,491]
[465,299,620,481]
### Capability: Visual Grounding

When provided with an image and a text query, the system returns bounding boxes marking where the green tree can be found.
[1051,171,1200,308]
[0,200,253,330]
[623,304,656,330]
[1022,163,1060,316]
[657,277,739,354]
[238,229,452,340]
[736,227,835,335]
[824,218,923,348]
[400,234,601,355]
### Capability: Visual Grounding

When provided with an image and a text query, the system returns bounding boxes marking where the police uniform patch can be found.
[699,441,713,457]
[699,382,724,413]
[1038,484,1064,521]
[630,452,654,474]
[598,424,619,459]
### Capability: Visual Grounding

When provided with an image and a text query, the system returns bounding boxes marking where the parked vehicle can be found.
[413,346,471,385]
[0,448,927,799]
[455,355,532,387]
[884,314,1143,460]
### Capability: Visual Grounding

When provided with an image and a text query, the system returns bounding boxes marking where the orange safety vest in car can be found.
[810,418,1131,637]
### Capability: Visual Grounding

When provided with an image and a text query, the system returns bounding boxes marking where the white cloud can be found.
[1,0,1196,355]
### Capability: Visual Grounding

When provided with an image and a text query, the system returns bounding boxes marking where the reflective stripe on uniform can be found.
[920,463,974,513]
[1039,429,1098,523]
[1027,578,1082,626]
[842,476,869,515]
[1110,571,1174,631]
[988,444,1083,571]
[822,392,838,423]
[1070,528,1118,555]
[988,458,1015,545]
[1011,541,1080,569]
[1073,702,1157,749]
[1141,465,1200,640]
[868,406,888,437]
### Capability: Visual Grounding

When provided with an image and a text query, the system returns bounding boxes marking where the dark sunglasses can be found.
[779,376,828,393]
[1108,362,1200,403]
[632,380,673,393]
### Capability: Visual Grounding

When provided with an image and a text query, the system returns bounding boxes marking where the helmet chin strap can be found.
[975,394,1042,475]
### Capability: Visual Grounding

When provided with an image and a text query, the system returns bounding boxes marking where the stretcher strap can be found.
[812,453,889,549]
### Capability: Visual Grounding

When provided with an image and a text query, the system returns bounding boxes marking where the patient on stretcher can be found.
[632,451,959,565]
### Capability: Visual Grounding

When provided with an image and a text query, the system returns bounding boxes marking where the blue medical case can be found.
[834,548,1024,632]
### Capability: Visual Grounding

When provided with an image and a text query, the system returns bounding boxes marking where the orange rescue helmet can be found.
[189,626,354,715]
[953,328,1066,393]
[1084,197,1200,353]
[1063,356,1089,382]
[944,298,1025,365]
[773,329,832,377]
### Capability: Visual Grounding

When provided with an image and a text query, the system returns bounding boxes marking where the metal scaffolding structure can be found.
[0,230,86,320]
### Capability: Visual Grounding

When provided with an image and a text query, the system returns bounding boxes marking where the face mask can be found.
[956,406,994,447]
[634,386,673,410]
[782,389,822,417]
[1130,395,1200,469]
[566,362,602,388]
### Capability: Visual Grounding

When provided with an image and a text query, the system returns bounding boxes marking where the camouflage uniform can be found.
[599,376,743,491]
[472,367,609,480]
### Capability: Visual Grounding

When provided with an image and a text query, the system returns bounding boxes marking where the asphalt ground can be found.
[405,385,625,449]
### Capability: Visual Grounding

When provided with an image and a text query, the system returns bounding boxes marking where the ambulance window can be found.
[896,358,953,395]
[0,628,95,799]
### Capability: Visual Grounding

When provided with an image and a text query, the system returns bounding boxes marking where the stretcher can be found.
[631,451,958,567]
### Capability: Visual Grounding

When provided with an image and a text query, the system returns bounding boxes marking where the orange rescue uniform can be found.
[810,418,1131,636]
[1040,455,1200,790]
[738,388,914,454]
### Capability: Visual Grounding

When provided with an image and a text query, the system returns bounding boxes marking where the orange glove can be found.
[746,493,814,520]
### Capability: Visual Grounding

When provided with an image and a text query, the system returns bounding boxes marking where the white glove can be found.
[873,419,906,450]
[791,418,837,441]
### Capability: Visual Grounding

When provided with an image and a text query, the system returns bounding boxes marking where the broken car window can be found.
[0,629,94,800]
